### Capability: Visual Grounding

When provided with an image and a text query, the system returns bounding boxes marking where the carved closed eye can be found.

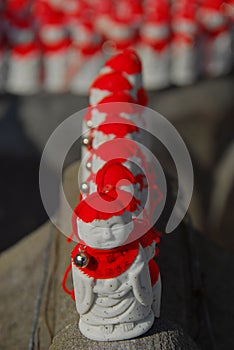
[110,224,124,232]
[91,227,106,235]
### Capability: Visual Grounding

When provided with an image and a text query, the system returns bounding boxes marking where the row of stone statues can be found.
[0,0,233,94]
[62,49,162,341]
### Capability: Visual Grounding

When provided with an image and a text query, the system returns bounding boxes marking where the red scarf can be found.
[63,228,160,299]
[71,227,161,279]
[72,240,139,279]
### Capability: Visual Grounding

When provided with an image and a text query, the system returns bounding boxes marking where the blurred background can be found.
[0,0,233,253]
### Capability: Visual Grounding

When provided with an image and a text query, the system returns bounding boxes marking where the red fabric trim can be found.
[140,37,170,52]
[155,246,160,257]
[11,43,39,56]
[172,32,194,45]
[140,227,161,248]
[71,40,103,56]
[62,263,75,300]
[72,241,139,279]
[42,40,70,53]
[80,44,102,56]
[97,119,139,137]
[93,138,145,163]
[206,26,229,37]
[140,230,154,248]
[114,38,137,51]
[6,20,33,30]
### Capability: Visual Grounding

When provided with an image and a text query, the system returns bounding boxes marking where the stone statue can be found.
[71,190,161,341]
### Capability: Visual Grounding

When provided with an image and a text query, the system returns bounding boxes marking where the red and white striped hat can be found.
[34,0,70,51]
[89,71,133,106]
[73,188,138,223]
[103,49,142,75]
[96,159,137,195]
[101,49,146,103]
[96,114,139,137]
[144,0,170,25]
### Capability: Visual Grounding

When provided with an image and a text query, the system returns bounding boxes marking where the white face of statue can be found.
[77,212,134,249]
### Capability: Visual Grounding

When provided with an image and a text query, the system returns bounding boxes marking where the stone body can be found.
[72,245,161,341]
[70,188,161,341]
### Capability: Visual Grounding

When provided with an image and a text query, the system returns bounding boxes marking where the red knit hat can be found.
[96,96,137,117]
[103,49,142,75]
[34,0,66,26]
[101,50,148,106]
[6,0,34,28]
[96,159,136,194]
[144,0,171,24]
[6,0,29,17]
[90,71,132,93]
[73,189,138,224]
[98,90,147,107]
[84,100,138,130]
[93,138,144,163]
[96,114,139,137]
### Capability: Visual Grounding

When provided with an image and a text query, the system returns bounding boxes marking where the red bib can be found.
[72,241,139,279]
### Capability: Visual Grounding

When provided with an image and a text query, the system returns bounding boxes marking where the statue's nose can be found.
[103,228,112,239]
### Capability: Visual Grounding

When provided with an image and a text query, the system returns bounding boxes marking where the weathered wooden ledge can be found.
[50,319,199,350]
